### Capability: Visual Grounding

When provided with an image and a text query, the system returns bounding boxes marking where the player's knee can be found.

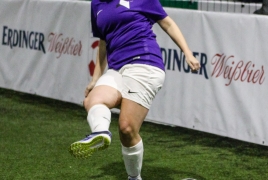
[119,121,134,137]
[83,96,103,112]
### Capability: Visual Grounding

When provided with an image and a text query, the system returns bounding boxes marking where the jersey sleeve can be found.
[141,0,168,24]
[91,5,105,39]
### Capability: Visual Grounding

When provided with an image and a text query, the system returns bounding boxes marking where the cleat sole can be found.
[69,135,111,159]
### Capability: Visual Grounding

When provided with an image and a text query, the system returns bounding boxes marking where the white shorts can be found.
[94,64,165,109]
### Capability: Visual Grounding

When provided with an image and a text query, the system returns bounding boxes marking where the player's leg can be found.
[84,85,122,132]
[69,69,122,158]
[118,64,165,180]
[119,98,148,180]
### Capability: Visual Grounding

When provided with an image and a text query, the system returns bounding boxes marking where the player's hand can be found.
[85,81,96,97]
[186,54,200,71]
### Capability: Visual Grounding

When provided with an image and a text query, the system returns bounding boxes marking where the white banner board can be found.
[149,9,268,146]
[0,0,98,105]
[0,0,268,146]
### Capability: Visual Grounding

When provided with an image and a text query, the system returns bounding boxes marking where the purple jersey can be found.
[91,0,167,71]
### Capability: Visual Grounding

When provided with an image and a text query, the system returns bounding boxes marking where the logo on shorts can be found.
[128,90,138,93]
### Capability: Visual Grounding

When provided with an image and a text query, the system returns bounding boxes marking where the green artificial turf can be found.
[1,88,267,180]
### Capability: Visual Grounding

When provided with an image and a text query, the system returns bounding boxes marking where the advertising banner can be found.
[0,0,98,105]
[149,9,268,146]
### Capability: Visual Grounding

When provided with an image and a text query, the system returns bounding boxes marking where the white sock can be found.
[122,140,143,178]
[87,104,111,133]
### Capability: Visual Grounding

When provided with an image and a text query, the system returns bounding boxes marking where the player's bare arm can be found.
[157,16,200,71]
[85,39,107,97]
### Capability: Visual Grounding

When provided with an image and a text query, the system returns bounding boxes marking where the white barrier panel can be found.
[1,0,268,146]
[149,9,268,146]
[0,0,98,105]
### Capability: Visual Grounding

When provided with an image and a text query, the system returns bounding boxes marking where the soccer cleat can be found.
[69,131,112,158]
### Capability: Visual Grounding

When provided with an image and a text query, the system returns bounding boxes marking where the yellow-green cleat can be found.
[69,131,112,158]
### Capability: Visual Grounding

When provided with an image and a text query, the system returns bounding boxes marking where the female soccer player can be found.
[69,0,200,179]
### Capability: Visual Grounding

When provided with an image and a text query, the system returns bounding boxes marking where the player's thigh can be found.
[84,85,122,111]
[118,64,165,132]
[84,69,123,111]
[119,98,149,134]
